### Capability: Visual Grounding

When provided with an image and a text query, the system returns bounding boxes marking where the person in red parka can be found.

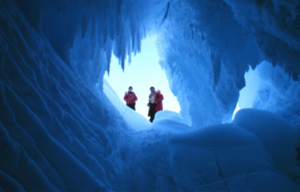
[124,86,138,110]
[147,87,164,122]
[155,90,164,111]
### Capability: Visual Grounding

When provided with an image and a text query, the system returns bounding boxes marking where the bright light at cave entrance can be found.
[104,36,181,119]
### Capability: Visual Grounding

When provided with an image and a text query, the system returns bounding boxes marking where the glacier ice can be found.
[1,0,300,191]
[239,61,300,125]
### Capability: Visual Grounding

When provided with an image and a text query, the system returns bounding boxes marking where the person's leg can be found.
[149,104,154,122]
[150,109,156,122]
[150,116,154,122]
[127,104,135,110]
[127,104,132,109]
[152,110,157,122]
[149,104,156,122]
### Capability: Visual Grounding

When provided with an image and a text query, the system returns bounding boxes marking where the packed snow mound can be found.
[115,109,300,191]
[149,110,192,133]
[168,109,300,191]
[232,108,300,182]
[153,110,189,125]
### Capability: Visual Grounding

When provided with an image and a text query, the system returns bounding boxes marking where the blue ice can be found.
[1,0,300,191]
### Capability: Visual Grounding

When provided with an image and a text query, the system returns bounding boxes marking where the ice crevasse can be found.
[1,0,300,191]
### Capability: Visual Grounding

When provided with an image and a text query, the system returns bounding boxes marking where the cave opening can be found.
[103,36,181,123]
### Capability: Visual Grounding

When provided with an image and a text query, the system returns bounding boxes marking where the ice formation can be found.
[1,0,300,191]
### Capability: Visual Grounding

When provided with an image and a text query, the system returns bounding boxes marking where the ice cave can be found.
[1,0,300,191]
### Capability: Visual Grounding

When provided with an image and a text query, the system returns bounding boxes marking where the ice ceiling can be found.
[10,0,300,127]
[1,0,300,191]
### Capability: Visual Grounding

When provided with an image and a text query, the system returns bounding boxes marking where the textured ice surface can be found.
[239,61,300,125]
[232,108,300,181]
[1,0,300,191]
[157,0,300,128]
[154,110,189,125]
[169,122,300,191]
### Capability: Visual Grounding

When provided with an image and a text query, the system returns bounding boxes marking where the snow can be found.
[169,122,300,191]
[1,0,300,191]
[153,110,189,125]
[232,108,300,181]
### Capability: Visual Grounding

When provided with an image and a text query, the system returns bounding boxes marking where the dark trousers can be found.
[127,103,136,110]
[149,103,157,122]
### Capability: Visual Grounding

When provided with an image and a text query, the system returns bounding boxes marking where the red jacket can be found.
[124,92,137,105]
[148,92,164,116]
[155,92,164,111]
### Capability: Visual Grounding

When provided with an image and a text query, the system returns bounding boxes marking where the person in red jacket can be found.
[124,86,138,110]
[147,87,164,122]
[155,90,164,111]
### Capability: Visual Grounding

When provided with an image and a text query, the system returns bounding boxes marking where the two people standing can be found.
[124,86,164,122]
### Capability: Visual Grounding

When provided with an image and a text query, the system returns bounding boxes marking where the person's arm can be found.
[124,93,128,101]
[134,93,138,101]
[147,95,150,106]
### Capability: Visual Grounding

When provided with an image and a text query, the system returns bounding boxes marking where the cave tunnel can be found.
[1,0,300,191]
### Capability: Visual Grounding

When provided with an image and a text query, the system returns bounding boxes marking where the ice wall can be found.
[0,1,131,190]
[224,0,300,79]
[239,61,300,125]
[0,0,169,190]
[15,0,168,85]
[158,0,300,127]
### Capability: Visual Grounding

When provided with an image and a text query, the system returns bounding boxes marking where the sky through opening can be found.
[104,36,181,119]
